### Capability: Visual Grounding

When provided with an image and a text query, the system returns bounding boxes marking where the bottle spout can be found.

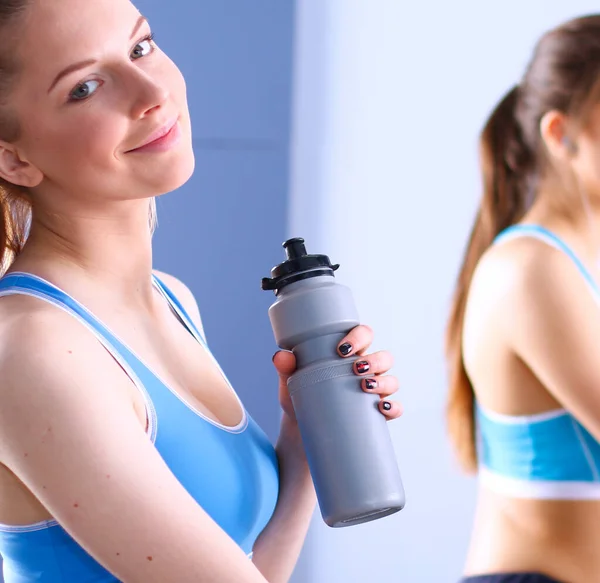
[283,238,307,260]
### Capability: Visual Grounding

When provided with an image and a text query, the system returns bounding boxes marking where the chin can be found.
[151,148,196,196]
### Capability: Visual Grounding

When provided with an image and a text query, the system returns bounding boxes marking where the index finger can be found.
[337,324,374,357]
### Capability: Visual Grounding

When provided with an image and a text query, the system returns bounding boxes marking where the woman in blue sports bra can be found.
[446,13,600,583]
[0,0,402,581]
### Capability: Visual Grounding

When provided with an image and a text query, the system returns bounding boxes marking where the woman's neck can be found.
[11,200,157,309]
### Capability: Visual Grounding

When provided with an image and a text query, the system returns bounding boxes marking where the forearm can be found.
[251,419,317,583]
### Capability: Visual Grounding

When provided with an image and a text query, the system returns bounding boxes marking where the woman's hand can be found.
[273,324,403,429]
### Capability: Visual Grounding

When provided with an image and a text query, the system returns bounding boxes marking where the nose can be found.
[128,69,170,120]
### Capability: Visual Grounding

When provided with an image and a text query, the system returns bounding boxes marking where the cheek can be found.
[576,122,600,186]
[24,113,124,175]
[578,144,600,188]
[568,126,597,184]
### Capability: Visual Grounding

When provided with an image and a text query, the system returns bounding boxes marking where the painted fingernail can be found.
[382,401,392,411]
[356,361,370,374]
[364,378,377,390]
[339,342,353,356]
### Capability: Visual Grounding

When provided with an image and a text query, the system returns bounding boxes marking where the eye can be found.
[69,79,101,102]
[131,33,156,59]
[66,33,156,104]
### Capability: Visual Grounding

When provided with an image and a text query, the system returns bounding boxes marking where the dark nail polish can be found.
[339,342,353,356]
[365,378,377,390]
[382,401,392,411]
[356,361,370,374]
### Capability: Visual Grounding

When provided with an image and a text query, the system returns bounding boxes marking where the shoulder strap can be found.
[151,274,206,346]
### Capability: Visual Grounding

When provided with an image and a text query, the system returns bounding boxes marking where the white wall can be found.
[288,2,600,582]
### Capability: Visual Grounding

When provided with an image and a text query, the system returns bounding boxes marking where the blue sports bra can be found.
[0,271,279,582]
[477,224,600,500]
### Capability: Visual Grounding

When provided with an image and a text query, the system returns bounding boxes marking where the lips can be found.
[126,117,179,152]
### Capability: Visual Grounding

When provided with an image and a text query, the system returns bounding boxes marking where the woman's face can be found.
[3,0,194,212]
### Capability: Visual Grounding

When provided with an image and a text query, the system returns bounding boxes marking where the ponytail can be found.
[445,85,535,472]
[0,181,31,276]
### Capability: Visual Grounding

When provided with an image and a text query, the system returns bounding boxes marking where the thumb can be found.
[272,350,296,380]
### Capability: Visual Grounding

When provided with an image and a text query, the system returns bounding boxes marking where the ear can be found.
[540,110,574,160]
[0,141,43,188]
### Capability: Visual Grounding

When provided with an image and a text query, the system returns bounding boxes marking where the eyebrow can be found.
[47,15,148,94]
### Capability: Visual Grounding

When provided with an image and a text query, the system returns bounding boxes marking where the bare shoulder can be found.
[469,233,587,316]
[0,291,105,365]
[466,231,600,371]
[0,296,136,463]
[463,233,594,363]
[152,269,205,336]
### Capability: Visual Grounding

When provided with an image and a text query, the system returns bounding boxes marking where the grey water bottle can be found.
[262,238,405,527]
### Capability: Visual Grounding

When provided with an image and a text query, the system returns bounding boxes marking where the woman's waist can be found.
[466,487,600,582]
[478,466,600,500]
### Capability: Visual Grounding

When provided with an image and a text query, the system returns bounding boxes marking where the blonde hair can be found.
[0,182,29,275]
[149,196,158,234]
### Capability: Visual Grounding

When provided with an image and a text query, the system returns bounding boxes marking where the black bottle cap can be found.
[261,237,339,293]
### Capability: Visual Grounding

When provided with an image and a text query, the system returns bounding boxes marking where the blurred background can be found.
[136,1,599,582]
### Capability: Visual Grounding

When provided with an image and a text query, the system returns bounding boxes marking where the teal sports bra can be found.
[0,271,279,582]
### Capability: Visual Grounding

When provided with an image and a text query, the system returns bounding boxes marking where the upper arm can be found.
[0,311,267,583]
[153,269,206,340]
[506,244,600,440]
